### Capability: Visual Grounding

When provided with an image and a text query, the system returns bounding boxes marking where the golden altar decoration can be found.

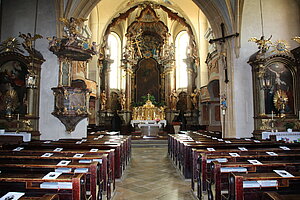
[132,95,165,120]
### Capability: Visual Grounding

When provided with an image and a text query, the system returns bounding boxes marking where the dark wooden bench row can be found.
[0,133,131,200]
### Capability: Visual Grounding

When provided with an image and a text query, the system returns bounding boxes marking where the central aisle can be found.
[112,146,196,200]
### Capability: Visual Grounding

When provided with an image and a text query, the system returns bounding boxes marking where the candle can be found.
[17,114,19,121]
[271,111,274,120]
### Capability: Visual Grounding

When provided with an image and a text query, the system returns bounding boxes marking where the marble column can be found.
[164,65,174,109]
[185,57,195,111]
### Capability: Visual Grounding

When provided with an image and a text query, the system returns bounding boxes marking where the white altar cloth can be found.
[0,132,31,142]
[130,120,167,127]
[262,131,300,141]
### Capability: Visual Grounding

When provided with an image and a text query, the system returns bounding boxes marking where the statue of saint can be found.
[100,90,107,110]
[119,92,126,110]
[190,89,199,109]
[169,89,178,111]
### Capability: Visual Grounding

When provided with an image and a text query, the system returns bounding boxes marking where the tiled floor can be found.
[112,147,197,200]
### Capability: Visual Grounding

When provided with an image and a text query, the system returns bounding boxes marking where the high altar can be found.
[130,95,166,137]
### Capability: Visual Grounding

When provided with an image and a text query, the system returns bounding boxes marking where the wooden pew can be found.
[0,149,111,200]
[196,151,300,199]
[0,173,87,200]
[17,139,124,179]
[208,160,300,200]
[0,159,101,200]
[0,193,59,200]
[228,172,300,200]
[262,191,300,200]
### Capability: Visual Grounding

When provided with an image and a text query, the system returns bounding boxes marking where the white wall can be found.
[1,0,87,140]
[234,0,300,138]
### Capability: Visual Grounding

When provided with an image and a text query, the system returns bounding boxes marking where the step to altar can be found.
[131,138,168,148]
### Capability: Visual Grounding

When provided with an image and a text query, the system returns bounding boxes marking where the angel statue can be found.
[248,35,272,53]
[19,32,43,51]
[18,32,43,59]
[59,17,87,39]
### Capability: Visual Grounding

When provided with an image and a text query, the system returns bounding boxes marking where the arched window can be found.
[108,32,121,89]
[175,31,189,89]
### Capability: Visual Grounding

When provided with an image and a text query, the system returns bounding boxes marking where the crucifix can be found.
[209,23,239,83]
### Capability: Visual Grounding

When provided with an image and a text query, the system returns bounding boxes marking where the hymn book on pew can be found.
[0,192,25,200]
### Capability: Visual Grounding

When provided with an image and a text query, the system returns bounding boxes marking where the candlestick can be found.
[271,111,274,120]
[17,114,20,121]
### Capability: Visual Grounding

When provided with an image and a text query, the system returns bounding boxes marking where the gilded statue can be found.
[100,90,107,110]
[59,17,87,39]
[190,89,200,109]
[169,89,178,111]
[119,92,126,110]
[19,32,43,51]
[248,35,272,53]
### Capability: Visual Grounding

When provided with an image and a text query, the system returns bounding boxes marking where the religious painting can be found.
[72,61,87,80]
[0,60,28,116]
[264,62,294,115]
[135,58,159,102]
[60,60,71,86]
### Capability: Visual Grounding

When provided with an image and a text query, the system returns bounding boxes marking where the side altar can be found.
[131,96,166,137]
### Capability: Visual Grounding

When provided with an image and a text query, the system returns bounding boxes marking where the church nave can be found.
[113,146,196,200]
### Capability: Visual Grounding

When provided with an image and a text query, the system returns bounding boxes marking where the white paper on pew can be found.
[90,132,95,134]
[221,167,247,172]
[55,168,72,173]
[225,141,232,143]
[93,159,103,164]
[212,137,217,139]
[0,192,25,200]
[107,131,119,135]
[53,148,63,152]
[244,138,251,141]
[253,140,261,143]
[229,153,240,157]
[43,141,51,143]
[40,182,72,189]
[243,181,260,188]
[79,159,92,163]
[248,160,263,165]
[207,158,228,163]
[238,147,248,151]
[57,160,71,166]
[74,168,89,173]
[81,139,87,142]
[42,172,62,180]
[93,138,99,140]
[90,148,98,152]
[73,154,84,158]
[207,148,215,151]
[273,170,294,177]
[266,152,278,156]
[104,141,111,144]
[257,180,278,187]
[279,146,291,150]
[196,141,202,143]
[218,139,224,141]
[41,153,53,157]
[12,147,24,151]
[75,141,82,144]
